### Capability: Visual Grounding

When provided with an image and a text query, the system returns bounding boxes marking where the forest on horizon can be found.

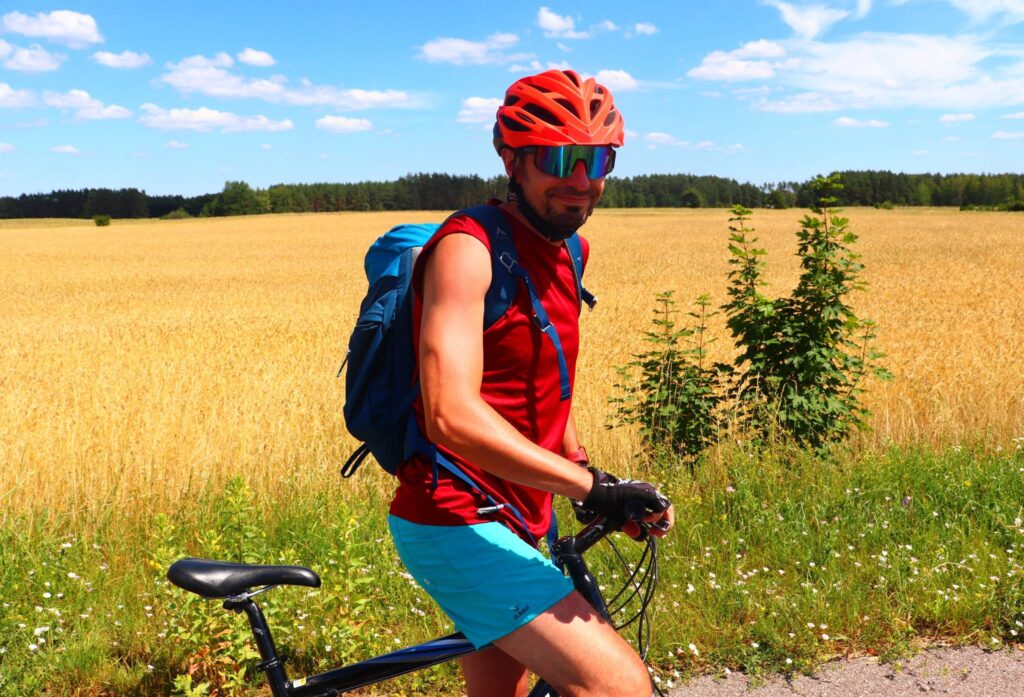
[2,169,1023,220]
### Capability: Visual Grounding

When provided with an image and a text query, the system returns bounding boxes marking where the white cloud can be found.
[940,0,1024,23]
[165,139,189,149]
[0,81,36,108]
[645,132,680,146]
[508,60,572,73]
[44,89,131,119]
[139,104,293,133]
[912,149,929,155]
[642,132,734,151]
[1004,111,1024,118]
[419,33,526,65]
[595,69,639,91]
[940,112,976,123]
[51,144,79,154]
[0,39,10,59]
[3,44,66,72]
[457,96,500,123]
[537,7,589,39]
[833,116,890,127]
[237,48,275,66]
[688,50,778,81]
[693,32,1024,112]
[161,53,415,110]
[993,130,1024,139]
[92,50,151,69]
[630,22,658,36]
[1,10,102,48]
[756,92,838,113]
[855,0,873,19]
[316,115,372,133]
[0,142,13,152]
[260,143,272,150]
[764,1,849,39]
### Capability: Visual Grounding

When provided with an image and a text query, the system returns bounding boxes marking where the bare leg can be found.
[493,591,652,697]
[461,645,529,697]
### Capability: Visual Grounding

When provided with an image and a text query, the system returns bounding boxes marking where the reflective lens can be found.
[528,145,616,179]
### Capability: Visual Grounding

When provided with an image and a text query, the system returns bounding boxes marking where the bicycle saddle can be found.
[167,558,321,598]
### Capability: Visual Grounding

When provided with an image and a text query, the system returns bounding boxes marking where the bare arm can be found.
[418,233,593,500]
[562,410,582,456]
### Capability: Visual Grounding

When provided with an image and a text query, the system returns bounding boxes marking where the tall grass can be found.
[0,446,1021,694]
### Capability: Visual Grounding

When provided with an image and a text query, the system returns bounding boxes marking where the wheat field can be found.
[1,208,1022,515]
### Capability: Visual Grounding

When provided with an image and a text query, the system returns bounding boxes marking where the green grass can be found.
[1,445,1022,695]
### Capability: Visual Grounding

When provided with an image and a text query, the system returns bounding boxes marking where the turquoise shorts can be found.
[388,515,575,649]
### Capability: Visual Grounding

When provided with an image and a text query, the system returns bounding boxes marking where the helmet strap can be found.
[507,176,577,243]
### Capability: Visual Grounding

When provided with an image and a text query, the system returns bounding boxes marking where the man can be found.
[388,69,673,697]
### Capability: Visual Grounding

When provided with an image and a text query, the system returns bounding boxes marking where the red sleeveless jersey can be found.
[388,207,589,544]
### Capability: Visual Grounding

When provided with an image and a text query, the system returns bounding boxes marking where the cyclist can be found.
[388,69,673,697]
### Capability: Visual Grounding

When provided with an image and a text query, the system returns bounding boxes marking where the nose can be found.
[566,159,591,188]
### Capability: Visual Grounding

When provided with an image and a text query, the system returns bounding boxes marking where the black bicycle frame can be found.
[225,515,623,697]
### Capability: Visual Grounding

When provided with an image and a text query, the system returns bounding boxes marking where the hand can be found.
[578,468,673,539]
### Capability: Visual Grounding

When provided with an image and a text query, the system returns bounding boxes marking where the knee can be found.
[617,659,654,697]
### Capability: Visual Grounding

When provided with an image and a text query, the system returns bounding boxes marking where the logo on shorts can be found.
[511,604,529,621]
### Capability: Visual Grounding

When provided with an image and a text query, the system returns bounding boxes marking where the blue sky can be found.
[1,1,1023,197]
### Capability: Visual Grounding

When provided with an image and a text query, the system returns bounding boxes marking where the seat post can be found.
[225,598,292,697]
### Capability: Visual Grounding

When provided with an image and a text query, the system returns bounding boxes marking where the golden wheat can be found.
[1,208,1021,514]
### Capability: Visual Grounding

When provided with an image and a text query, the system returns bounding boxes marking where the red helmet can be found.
[493,69,625,152]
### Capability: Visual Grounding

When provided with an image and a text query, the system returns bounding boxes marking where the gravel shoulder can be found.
[668,646,1024,696]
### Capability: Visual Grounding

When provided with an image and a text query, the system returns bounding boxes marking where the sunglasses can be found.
[521,145,616,180]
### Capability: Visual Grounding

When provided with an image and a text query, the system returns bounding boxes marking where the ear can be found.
[500,148,517,179]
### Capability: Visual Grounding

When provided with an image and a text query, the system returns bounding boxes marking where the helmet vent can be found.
[523,103,564,127]
[500,114,530,132]
[504,95,521,107]
[565,71,581,87]
[555,98,580,118]
[590,99,602,118]
[603,110,618,127]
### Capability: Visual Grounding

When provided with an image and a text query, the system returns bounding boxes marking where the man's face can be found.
[503,148,606,235]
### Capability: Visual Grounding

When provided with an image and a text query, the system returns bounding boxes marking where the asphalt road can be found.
[668,646,1024,696]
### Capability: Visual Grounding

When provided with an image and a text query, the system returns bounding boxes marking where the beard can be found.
[541,186,598,234]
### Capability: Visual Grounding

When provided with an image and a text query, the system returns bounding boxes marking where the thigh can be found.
[461,645,529,697]
[493,591,652,697]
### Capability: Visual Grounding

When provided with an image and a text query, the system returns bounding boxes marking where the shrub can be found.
[680,187,706,209]
[161,207,192,220]
[611,175,891,462]
[93,214,111,227]
[722,175,891,448]
[609,292,722,466]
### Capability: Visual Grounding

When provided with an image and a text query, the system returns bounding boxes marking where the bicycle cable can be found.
[602,533,667,697]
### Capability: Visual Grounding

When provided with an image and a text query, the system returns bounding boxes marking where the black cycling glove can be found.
[579,467,671,521]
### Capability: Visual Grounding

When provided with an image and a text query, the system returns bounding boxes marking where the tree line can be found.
[2,170,1022,220]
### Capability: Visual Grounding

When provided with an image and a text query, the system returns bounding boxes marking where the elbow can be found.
[421,401,468,450]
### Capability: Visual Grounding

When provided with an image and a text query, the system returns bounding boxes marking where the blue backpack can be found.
[339,205,595,542]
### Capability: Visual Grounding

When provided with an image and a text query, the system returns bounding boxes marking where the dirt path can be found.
[667,646,1024,696]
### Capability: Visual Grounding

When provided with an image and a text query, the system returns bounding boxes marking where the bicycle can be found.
[167,510,663,696]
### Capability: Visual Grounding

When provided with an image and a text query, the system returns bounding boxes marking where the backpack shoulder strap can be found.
[564,234,597,312]
[447,205,520,328]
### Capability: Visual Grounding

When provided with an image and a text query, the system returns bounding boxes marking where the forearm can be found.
[561,410,582,455]
[423,393,592,501]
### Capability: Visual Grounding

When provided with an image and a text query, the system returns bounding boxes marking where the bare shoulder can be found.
[422,232,492,302]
